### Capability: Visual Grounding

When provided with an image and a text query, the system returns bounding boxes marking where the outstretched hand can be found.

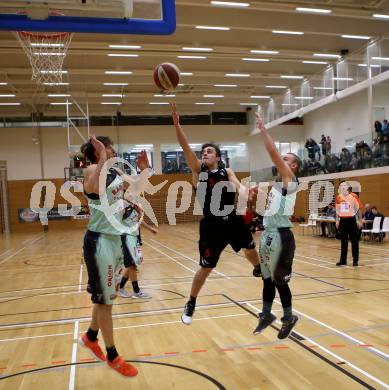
[170,103,180,126]
[136,150,149,171]
[255,111,266,132]
[90,134,106,155]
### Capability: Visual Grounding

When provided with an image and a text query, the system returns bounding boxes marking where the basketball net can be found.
[15,30,73,85]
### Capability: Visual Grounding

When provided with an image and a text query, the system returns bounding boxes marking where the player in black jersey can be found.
[170,103,261,325]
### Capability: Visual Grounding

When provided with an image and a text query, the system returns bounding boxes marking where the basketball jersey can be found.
[85,168,125,235]
[122,203,142,237]
[263,177,299,230]
[196,164,235,218]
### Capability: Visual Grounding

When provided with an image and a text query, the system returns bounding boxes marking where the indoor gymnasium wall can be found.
[303,89,371,152]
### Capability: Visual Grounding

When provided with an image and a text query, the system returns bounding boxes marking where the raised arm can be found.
[255,111,294,182]
[83,135,108,195]
[170,103,201,173]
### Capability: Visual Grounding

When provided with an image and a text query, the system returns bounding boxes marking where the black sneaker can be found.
[278,315,299,339]
[336,261,346,266]
[181,301,195,325]
[253,312,276,335]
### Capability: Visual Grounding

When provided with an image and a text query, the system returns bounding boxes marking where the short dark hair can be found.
[80,136,113,163]
[287,153,301,174]
[201,142,221,157]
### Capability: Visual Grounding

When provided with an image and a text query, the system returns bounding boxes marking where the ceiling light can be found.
[177,55,207,59]
[203,95,224,98]
[108,45,141,49]
[48,94,70,97]
[341,34,370,40]
[178,83,185,86]
[40,70,67,74]
[196,25,231,30]
[281,75,304,79]
[266,85,287,88]
[303,60,328,64]
[0,102,20,105]
[180,72,193,76]
[214,84,237,87]
[31,42,64,47]
[313,87,333,90]
[272,30,304,35]
[34,52,65,56]
[295,96,314,100]
[49,102,72,105]
[373,14,389,19]
[250,50,279,54]
[182,47,213,52]
[0,94,15,97]
[154,94,176,97]
[196,102,215,105]
[105,71,133,75]
[333,77,353,81]
[101,102,122,105]
[43,82,69,85]
[103,83,128,86]
[296,7,331,14]
[107,54,139,57]
[242,58,269,62]
[282,103,299,106]
[149,102,169,105]
[250,95,270,98]
[102,94,124,97]
[0,83,8,85]
[314,53,341,58]
[211,1,250,7]
[358,64,380,68]
[372,56,389,61]
[240,103,258,106]
[225,73,250,77]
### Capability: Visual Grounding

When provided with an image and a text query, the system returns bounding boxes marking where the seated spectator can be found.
[350,152,359,170]
[371,206,386,242]
[382,119,389,136]
[340,148,352,171]
[375,120,382,136]
[326,136,332,154]
[321,204,336,237]
[362,203,374,229]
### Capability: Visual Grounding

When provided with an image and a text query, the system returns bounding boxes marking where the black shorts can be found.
[121,234,141,268]
[199,214,256,268]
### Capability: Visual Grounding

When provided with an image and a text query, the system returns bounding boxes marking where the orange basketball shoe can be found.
[79,333,106,362]
[106,356,138,377]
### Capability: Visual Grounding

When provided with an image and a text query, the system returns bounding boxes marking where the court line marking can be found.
[245,303,389,389]
[0,249,13,258]
[150,238,231,279]
[68,320,78,390]
[275,300,389,362]
[0,235,44,265]
[143,241,196,274]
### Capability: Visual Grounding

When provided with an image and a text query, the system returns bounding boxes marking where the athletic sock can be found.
[106,345,119,362]
[283,306,293,320]
[132,281,140,294]
[189,296,197,306]
[86,327,98,342]
[262,301,273,317]
[120,277,128,289]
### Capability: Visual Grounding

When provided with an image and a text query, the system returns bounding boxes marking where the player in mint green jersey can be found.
[79,135,149,377]
[252,112,301,340]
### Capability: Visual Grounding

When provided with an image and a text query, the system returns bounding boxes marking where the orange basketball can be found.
[153,62,180,91]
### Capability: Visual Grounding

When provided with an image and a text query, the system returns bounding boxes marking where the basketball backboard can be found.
[0,0,176,35]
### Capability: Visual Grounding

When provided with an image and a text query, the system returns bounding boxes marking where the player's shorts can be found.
[199,213,256,268]
[259,228,295,285]
[121,234,143,267]
[83,230,124,305]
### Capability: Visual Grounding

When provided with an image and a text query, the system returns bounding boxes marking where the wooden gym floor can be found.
[0,223,388,389]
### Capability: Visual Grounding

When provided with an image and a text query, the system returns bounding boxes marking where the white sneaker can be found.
[119,288,131,298]
[132,291,152,299]
[181,302,195,325]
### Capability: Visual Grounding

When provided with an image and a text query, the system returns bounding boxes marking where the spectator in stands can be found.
[383,136,389,165]
[340,148,352,171]
[382,119,389,136]
[375,120,382,136]
[362,148,372,168]
[350,152,359,170]
[320,134,327,156]
[326,136,332,154]
[305,138,321,160]
[320,204,336,237]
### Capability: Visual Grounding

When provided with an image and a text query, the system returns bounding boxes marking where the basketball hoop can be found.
[15,13,73,85]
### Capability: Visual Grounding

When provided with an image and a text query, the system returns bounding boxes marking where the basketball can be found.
[153,62,180,91]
